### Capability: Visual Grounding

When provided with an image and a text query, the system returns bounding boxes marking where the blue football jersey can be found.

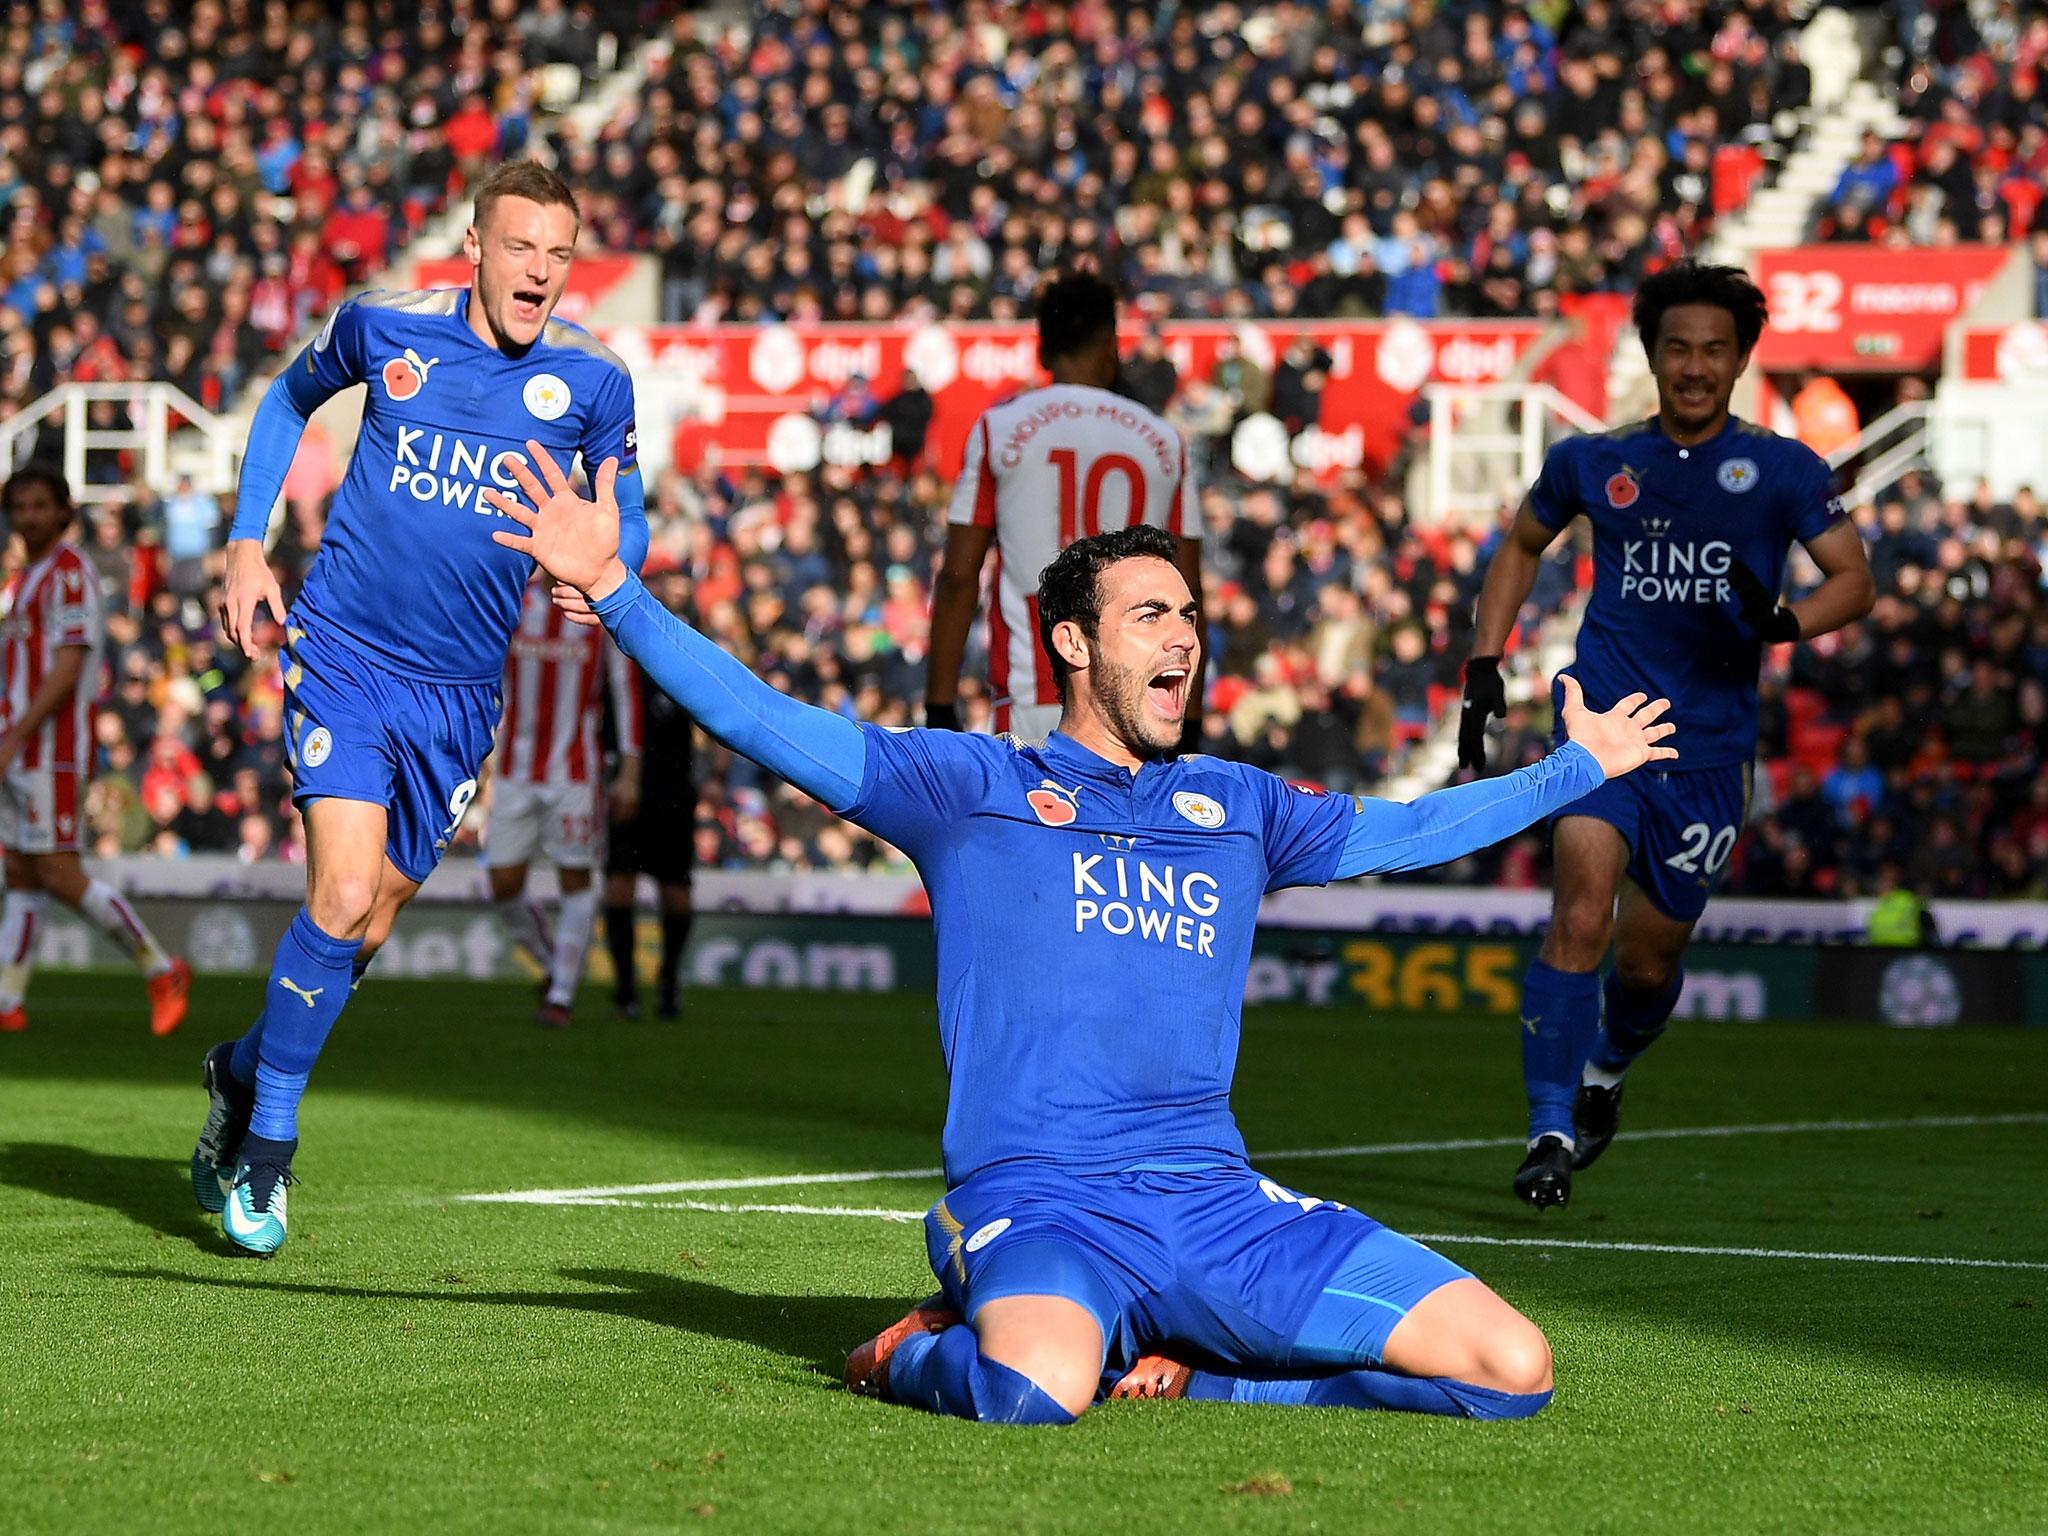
[272,289,642,683]
[844,728,1355,1185]
[1529,417,1843,767]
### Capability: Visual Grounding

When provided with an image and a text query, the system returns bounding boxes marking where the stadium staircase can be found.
[1604,6,1911,423]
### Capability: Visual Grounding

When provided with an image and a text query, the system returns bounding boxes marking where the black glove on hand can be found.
[1728,561,1801,644]
[924,701,961,731]
[1458,656,1506,771]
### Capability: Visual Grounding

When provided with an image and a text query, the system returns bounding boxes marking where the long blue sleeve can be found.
[615,470,649,574]
[1335,741,1606,878]
[230,367,329,541]
[593,572,867,810]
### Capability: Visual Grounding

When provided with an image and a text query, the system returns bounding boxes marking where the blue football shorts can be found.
[280,617,502,883]
[922,1161,1474,1382]
[1557,761,1752,923]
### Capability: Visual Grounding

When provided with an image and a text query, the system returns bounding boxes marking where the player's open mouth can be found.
[1148,666,1189,718]
[512,290,546,322]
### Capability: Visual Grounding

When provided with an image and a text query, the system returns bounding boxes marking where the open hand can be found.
[1559,673,1677,778]
[486,440,625,599]
[217,539,286,657]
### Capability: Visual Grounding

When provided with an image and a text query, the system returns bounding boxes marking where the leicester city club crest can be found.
[1717,457,1759,494]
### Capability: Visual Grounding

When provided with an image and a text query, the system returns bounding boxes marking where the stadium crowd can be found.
[1820,0,2048,246]
[572,0,1814,327]
[0,0,640,432]
[2,0,2044,903]
[46,442,2048,904]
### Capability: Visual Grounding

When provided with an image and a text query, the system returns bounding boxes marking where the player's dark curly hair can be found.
[1632,259,1770,358]
[1036,523,1181,695]
[1,462,74,518]
[1035,271,1119,370]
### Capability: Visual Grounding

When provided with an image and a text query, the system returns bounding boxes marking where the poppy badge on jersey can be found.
[382,348,438,402]
[1027,781,1080,827]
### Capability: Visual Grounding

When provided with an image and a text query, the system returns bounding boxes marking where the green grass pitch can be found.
[3,973,2044,1534]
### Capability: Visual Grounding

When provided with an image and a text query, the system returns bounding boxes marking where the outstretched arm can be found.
[487,441,868,811]
[1337,678,1675,878]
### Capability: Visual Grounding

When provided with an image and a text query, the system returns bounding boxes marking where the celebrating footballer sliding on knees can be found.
[488,445,1673,1426]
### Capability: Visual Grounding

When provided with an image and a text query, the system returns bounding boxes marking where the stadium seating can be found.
[2,1,2041,897]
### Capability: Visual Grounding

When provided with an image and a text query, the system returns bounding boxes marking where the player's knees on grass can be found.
[1383,1278,1553,1396]
[973,1296,1104,1420]
[1469,1317,1553,1397]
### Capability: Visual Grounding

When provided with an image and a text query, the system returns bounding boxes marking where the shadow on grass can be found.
[98,1264,899,1379]
[2,1141,221,1249]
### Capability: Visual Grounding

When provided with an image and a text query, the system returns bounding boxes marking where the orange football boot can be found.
[1106,1355,1193,1400]
[148,958,192,1037]
[844,1296,961,1398]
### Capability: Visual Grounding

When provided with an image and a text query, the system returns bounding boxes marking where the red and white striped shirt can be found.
[1,540,101,771]
[945,384,1198,721]
[494,580,641,786]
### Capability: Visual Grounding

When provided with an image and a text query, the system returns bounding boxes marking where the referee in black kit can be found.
[603,554,699,1019]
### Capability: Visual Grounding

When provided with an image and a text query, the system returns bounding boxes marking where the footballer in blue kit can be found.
[1461,261,1875,1208]
[489,447,1681,1427]
[194,162,649,1255]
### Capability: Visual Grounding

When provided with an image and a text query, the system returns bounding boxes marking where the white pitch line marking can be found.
[460,1112,2048,1206]
[547,1197,925,1219]
[1406,1233,2048,1273]
[490,1199,2048,1270]
[461,1165,944,1204]
[1259,1110,2048,1163]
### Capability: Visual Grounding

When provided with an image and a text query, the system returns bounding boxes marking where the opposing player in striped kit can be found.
[486,571,641,1027]
[0,465,190,1036]
[926,272,1202,741]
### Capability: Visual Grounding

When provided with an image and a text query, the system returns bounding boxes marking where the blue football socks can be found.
[886,1325,1078,1426]
[1185,1367,1550,1419]
[1519,959,1602,1144]
[240,908,363,1143]
[1585,969,1684,1083]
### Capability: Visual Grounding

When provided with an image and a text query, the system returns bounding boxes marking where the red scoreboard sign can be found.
[1753,246,2016,372]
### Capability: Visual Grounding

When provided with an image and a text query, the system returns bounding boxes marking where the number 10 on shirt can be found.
[1050,448,1147,543]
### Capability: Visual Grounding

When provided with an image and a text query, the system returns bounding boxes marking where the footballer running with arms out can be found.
[199,161,649,1255]
[925,271,1203,741]
[487,445,1678,1427]
[0,465,191,1036]
[1458,260,1875,1210]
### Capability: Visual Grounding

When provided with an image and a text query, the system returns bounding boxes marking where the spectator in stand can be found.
[1827,132,1903,239]
[1790,373,1861,461]
[874,369,934,472]
[1119,327,1179,418]
[1821,736,1886,828]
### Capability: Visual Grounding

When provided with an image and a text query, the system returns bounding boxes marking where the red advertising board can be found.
[1753,245,2016,372]
[593,319,1548,481]
[1954,322,2048,382]
[411,256,639,327]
